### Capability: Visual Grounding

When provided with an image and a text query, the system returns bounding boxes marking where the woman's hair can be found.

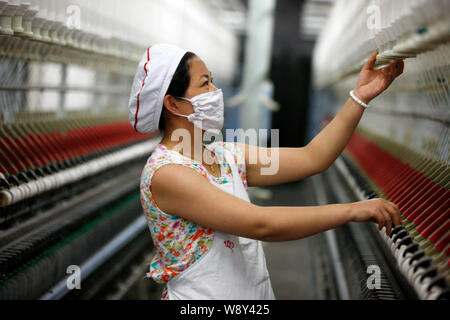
[159,52,197,132]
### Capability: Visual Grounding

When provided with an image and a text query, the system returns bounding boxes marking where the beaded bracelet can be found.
[349,90,370,109]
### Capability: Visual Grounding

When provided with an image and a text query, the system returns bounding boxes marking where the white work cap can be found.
[128,44,188,133]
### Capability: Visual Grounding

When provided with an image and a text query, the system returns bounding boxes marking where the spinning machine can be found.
[0,0,239,300]
[312,0,449,300]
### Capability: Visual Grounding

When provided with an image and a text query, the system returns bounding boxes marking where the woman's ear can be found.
[163,95,180,114]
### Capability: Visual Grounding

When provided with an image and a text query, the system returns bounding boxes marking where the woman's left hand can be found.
[354,52,404,104]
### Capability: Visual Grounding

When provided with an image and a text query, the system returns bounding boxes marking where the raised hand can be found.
[354,52,404,104]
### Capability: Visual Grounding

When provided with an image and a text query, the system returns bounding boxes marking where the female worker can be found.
[128,43,404,300]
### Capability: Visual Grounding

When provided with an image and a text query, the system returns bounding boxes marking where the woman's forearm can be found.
[257,196,401,242]
[305,97,365,173]
[259,203,353,242]
[303,53,404,175]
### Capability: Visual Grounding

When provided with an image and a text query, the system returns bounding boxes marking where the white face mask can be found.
[172,89,224,133]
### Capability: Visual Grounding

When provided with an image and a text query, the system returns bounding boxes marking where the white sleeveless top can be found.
[166,144,276,300]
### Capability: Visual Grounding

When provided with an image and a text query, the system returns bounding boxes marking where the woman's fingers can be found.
[369,200,401,235]
[395,59,404,76]
[385,201,402,226]
[354,199,403,234]
[383,199,402,223]
[375,209,386,231]
[382,208,393,236]
[382,59,404,79]
[380,59,402,76]
[381,63,394,81]
[388,61,397,78]
[364,52,378,70]
[380,200,404,236]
